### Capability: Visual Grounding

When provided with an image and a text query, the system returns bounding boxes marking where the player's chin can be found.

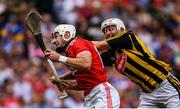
[105,34,113,39]
[56,46,66,53]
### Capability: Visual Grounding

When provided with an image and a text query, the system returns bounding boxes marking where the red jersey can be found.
[66,37,107,96]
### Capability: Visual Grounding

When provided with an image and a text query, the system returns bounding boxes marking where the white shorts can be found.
[139,75,180,108]
[84,82,120,108]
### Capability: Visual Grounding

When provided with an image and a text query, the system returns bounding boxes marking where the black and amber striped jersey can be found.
[106,31,172,93]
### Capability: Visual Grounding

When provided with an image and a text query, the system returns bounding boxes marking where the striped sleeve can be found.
[106,31,132,50]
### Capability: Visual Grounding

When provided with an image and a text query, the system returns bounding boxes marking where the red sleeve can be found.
[73,39,90,57]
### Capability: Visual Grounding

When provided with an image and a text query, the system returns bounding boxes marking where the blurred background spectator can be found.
[0,0,179,108]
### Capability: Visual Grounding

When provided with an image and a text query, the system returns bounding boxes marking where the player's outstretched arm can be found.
[92,41,111,52]
[45,49,92,71]
[92,32,132,51]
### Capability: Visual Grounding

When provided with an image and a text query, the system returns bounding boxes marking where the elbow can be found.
[78,56,92,71]
[84,65,91,71]
[86,65,91,71]
[82,63,91,71]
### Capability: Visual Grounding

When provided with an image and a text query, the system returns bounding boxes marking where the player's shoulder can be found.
[68,38,88,50]
[117,30,134,36]
[75,37,91,45]
[76,37,88,41]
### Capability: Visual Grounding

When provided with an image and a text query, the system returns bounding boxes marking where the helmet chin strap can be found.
[56,38,74,53]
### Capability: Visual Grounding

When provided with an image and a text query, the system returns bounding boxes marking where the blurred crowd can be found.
[0,0,179,108]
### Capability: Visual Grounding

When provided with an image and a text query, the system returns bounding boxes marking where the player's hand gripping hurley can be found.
[25,11,68,99]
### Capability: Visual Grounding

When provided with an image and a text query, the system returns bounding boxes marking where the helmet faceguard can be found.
[101,18,126,32]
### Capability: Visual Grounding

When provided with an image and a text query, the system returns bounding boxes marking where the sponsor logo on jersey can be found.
[116,53,127,73]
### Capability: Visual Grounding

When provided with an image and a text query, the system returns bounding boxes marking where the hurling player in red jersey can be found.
[44,24,120,108]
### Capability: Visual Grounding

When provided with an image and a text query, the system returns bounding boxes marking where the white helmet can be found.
[53,24,76,42]
[101,18,126,32]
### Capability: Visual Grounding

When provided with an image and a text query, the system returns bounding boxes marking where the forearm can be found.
[60,71,74,80]
[70,86,83,91]
[67,80,83,91]
[58,79,83,91]
[59,51,92,71]
[92,41,111,52]
[65,57,91,71]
